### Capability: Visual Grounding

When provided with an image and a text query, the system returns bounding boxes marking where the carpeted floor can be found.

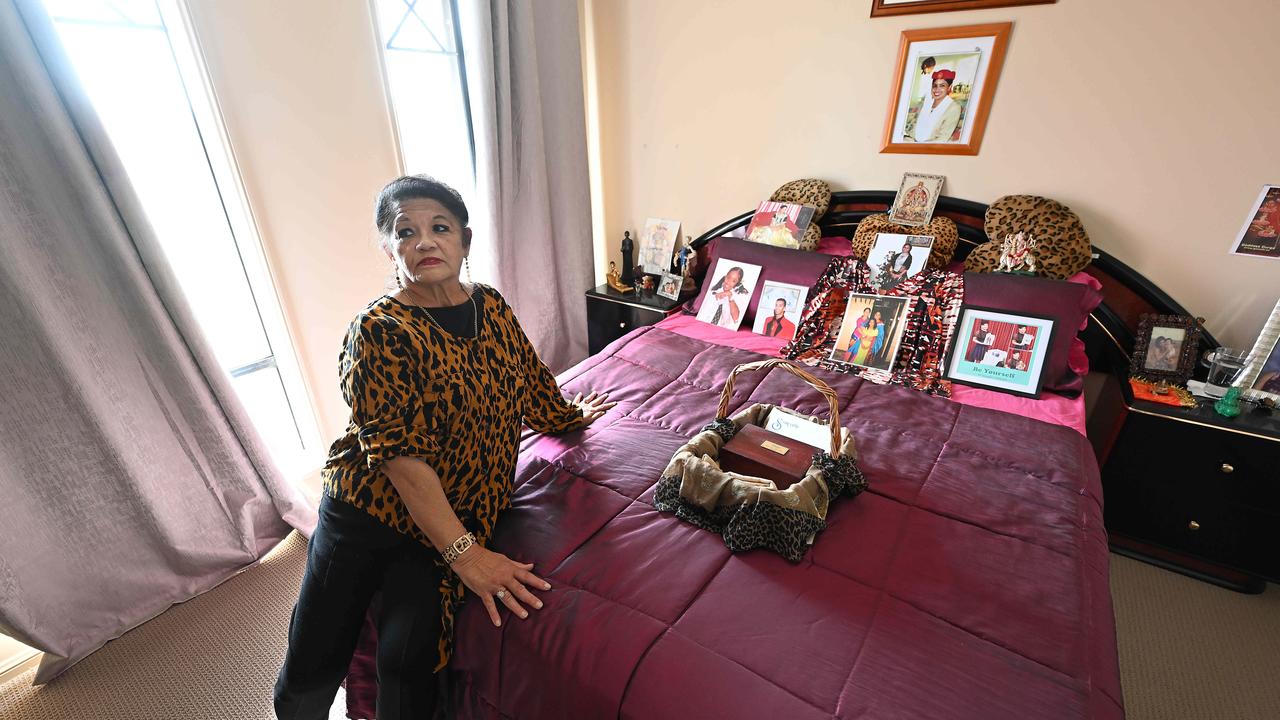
[2,533,1278,719]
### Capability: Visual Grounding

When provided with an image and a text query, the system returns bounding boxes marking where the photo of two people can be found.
[828,293,910,371]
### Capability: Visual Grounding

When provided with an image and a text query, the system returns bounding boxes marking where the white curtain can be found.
[0,0,314,683]
[460,0,594,371]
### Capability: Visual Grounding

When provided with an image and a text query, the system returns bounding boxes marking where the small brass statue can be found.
[606,261,633,294]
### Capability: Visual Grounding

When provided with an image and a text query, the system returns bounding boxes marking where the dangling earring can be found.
[465,257,473,284]
[392,264,402,288]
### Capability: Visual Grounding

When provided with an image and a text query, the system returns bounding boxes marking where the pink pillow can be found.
[816,236,854,256]
[685,237,833,327]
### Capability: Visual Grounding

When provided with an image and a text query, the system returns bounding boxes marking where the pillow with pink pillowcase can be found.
[683,237,836,326]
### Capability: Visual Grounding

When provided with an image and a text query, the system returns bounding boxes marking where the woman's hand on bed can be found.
[570,391,616,429]
[451,547,551,627]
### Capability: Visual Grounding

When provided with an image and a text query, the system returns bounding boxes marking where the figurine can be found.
[620,231,636,285]
[677,236,698,293]
[1214,387,1242,418]
[640,275,655,292]
[997,232,1038,274]
[606,260,633,294]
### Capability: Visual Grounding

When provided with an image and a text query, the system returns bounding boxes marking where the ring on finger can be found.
[495,589,507,600]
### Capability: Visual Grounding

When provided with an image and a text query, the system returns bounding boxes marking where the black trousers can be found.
[274,496,445,720]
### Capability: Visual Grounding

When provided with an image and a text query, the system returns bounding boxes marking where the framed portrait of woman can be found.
[881,23,1012,156]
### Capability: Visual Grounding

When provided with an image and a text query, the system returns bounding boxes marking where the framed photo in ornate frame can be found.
[1130,313,1202,385]
[871,0,1055,18]
[881,23,1011,156]
[1237,298,1280,402]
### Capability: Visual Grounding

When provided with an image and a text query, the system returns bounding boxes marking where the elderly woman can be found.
[274,176,614,718]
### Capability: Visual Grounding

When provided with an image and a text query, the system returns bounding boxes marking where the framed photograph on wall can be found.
[871,0,1054,18]
[943,306,1055,398]
[1237,298,1280,402]
[1129,313,1202,385]
[881,23,1012,156]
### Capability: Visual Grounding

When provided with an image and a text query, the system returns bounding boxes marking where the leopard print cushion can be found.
[850,213,958,269]
[966,195,1092,280]
[770,179,832,251]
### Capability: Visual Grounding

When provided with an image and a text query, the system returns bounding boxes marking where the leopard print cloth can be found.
[322,284,582,670]
[965,194,1092,280]
[780,257,965,397]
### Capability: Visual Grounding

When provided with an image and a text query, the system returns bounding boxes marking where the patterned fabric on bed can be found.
[781,257,964,396]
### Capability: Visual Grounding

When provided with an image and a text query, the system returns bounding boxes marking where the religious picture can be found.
[695,259,763,331]
[656,271,683,301]
[1229,185,1280,260]
[888,172,945,227]
[867,233,935,290]
[882,23,1012,155]
[829,293,911,372]
[944,306,1055,398]
[744,201,816,249]
[639,218,681,274]
[751,281,810,340]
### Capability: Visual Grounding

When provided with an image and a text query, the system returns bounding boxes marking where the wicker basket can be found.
[652,359,867,561]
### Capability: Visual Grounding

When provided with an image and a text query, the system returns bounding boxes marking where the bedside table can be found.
[584,284,686,355]
[1101,389,1280,593]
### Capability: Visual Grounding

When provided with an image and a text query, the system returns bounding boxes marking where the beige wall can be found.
[184,0,401,443]
[587,0,1280,349]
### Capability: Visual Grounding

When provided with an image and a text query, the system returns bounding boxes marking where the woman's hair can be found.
[713,267,747,292]
[374,175,470,244]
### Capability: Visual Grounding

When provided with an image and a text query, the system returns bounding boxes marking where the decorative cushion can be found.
[850,214,958,269]
[961,272,1103,397]
[966,195,1092,280]
[816,236,855,256]
[684,237,832,328]
[770,179,832,251]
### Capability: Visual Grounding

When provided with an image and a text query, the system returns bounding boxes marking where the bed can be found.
[436,192,1167,719]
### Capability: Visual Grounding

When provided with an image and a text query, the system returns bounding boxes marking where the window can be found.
[37,0,322,478]
[371,0,475,195]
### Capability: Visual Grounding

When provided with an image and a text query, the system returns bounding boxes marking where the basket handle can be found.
[717,359,843,457]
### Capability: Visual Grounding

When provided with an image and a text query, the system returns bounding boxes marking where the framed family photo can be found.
[829,293,911,372]
[870,0,1054,17]
[881,23,1012,155]
[944,307,1055,398]
[1130,313,1202,385]
[1228,185,1280,260]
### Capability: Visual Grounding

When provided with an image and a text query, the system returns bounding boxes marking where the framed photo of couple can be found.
[1129,313,1201,385]
[944,307,1055,398]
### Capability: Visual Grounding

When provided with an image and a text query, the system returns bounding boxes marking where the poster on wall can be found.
[1229,185,1280,260]
[881,23,1011,156]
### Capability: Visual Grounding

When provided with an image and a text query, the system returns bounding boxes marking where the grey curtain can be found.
[461,0,595,371]
[0,0,314,683]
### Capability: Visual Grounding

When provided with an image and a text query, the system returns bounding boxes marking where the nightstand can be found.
[1101,390,1280,593]
[584,284,686,355]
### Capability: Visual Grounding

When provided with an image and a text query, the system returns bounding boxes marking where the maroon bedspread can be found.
[449,327,1124,719]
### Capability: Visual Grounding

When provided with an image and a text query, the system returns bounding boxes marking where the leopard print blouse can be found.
[321,284,581,670]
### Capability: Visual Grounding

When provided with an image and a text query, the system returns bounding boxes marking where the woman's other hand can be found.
[451,547,550,627]
[571,391,616,429]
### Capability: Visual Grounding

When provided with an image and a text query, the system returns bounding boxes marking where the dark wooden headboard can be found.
[687,190,1220,382]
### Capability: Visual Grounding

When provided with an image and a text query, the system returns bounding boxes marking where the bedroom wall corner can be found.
[586,0,1280,350]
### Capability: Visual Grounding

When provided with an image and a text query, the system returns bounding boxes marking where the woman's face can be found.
[385,198,470,288]
[874,311,882,323]
[931,78,951,100]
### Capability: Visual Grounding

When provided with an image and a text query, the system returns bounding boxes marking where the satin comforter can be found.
[446,327,1123,719]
